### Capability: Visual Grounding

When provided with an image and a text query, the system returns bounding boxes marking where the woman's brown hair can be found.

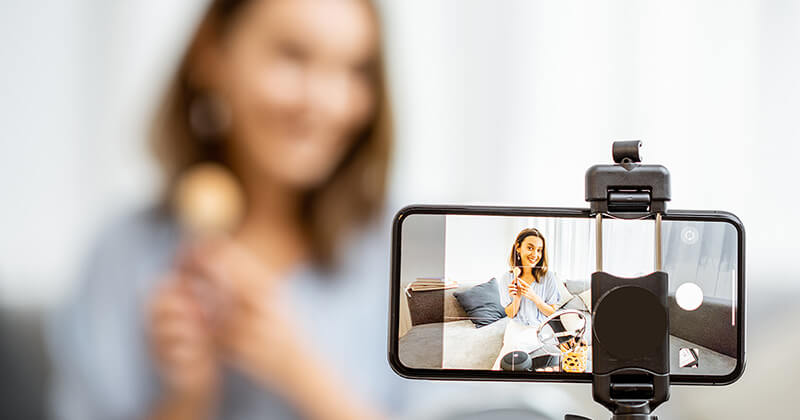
[508,228,549,283]
[149,0,392,267]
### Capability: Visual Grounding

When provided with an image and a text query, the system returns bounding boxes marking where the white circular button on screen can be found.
[676,282,703,311]
[681,226,699,245]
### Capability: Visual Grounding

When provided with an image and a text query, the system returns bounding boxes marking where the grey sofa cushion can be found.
[398,318,509,370]
[453,278,507,327]
[398,322,444,369]
[668,295,736,357]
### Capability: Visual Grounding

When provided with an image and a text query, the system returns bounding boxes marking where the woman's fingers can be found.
[513,278,529,294]
[150,325,217,392]
[514,278,534,298]
[151,313,213,354]
[151,278,192,319]
[177,238,278,312]
[152,291,199,322]
[177,239,234,292]
[152,316,205,342]
[151,288,210,352]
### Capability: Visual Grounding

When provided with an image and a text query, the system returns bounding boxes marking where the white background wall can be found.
[443,215,600,286]
[0,0,798,311]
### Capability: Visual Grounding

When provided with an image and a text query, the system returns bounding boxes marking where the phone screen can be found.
[389,206,744,384]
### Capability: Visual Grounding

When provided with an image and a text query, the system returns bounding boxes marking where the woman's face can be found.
[517,235,544,268]
[210,0,379,189]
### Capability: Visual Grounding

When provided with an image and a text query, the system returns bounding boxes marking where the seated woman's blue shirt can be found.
[47,208,409,420]
[496,270,561,326]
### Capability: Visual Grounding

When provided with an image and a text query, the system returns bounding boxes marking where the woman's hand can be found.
[179,238,383,420]
[506,279,526,319]
[178,239,300,392]
[148,274,219,419]
[515,277,558,318]
[506,281,522,319]
[515,277,542,303]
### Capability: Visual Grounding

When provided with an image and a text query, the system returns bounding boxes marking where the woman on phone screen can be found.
[499,228,561,327]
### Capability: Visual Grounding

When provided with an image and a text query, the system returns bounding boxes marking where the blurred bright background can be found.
[1,0,798,419]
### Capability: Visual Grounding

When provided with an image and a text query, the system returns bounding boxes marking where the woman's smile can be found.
[515,232,544,271]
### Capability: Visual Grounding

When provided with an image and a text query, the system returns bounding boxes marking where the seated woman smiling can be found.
[499,228,561,327]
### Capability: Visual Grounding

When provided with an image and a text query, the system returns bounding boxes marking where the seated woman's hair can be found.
[508,228,549,282]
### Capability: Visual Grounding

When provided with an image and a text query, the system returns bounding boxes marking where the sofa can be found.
[397,278,738,375]
[398,279,592,370]
[398,286,507,369]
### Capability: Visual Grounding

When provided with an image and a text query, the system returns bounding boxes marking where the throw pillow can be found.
[564,280,590,295]
[555,278,574,307]
[453,278,507,327]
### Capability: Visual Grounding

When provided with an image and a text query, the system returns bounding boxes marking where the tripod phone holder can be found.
[569,140,671,420]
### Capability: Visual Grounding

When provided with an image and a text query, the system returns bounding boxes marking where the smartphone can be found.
[388,205,745,385]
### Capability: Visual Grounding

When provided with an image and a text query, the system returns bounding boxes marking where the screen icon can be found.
[679,347,699,368]
[681,226,700,245]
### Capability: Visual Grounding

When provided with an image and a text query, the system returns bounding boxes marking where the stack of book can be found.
[408,277,458,292]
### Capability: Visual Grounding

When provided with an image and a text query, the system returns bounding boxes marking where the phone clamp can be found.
[568,141,671,420]
[585,140,670,215]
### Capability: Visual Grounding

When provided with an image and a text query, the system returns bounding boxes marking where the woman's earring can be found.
[189,91,231,141]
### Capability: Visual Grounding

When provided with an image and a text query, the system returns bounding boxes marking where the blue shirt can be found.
[47,208,410,420]
[496,270,561,326]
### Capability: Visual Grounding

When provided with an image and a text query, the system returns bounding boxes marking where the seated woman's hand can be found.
[515,278,542,303]
[148,274,220,401]
[176,239,386,420]
[178,239,311,397]
[508,282,520,298]
[516,278,531,299]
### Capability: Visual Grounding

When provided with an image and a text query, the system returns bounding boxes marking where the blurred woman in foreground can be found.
[48,0,399,419]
